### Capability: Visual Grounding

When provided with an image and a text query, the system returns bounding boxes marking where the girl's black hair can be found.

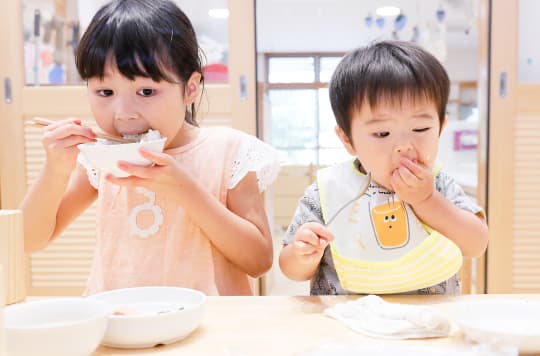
[76,0,204,125]
[329,41,450,141]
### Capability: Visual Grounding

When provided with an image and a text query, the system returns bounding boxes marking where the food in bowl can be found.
[77,130,166,178]
[4,297,109,356]
[89,286,206,348]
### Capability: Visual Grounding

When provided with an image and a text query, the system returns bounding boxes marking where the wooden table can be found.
[92,294,540,356]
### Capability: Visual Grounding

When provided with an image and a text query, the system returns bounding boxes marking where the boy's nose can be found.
[394,143,413,153]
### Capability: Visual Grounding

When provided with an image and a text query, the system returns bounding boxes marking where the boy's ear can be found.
[439,115,449,136]
[185,71,202,104]
[335,126,356,156]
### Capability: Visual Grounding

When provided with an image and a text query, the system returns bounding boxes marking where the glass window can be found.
[319,57,342,83]
[266,55,348,165]
[269,89,317,151]
[268,57,315,83]
[22,0,229,85]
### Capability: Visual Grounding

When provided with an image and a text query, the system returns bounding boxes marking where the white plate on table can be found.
[447,299,540,354]
[89,286,206,349]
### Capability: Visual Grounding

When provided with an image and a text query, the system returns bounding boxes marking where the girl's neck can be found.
[166,123,201,149]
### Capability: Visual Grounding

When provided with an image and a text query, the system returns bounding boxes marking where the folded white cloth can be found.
[324,295,451,339]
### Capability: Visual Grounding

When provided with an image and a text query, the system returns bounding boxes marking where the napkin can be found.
[324,295,451,339]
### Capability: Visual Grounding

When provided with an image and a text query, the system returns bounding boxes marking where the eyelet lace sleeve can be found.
[228,135,282,192]
[77,153,100,189]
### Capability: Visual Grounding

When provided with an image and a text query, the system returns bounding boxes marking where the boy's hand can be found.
[291,222,334,264]
[390,156,434,206]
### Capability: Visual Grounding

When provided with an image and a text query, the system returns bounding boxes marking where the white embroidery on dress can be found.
[128,187,164,239]
[229,135,282,192]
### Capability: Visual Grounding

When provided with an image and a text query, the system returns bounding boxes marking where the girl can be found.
[19,0,280,296]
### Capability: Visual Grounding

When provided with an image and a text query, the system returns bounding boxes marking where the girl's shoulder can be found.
[207,127,282,192]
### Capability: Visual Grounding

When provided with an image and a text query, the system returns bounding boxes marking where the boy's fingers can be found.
[293,240,317,255]
[302,222,334,243]
[397,165,417,186]
[296,227,321,247]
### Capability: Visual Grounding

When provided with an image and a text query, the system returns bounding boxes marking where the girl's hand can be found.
[390,156,434,206]
[41,119,97,176]
[105,148,194,201]
[291,222,334,264]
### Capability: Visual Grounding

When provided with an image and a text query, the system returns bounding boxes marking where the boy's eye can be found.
[375,131,390,138]
[413,127,431,132]
[137,88,155,97]
[97,89,113,97]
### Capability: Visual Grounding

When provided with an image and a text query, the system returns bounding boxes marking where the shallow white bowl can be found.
[78,137,166,177]
[448,299,540,354]
[89,286,206,349]
[4,298,109,356]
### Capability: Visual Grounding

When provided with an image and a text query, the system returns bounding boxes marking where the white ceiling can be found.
[72,0,478,56]
[255,0,478,53]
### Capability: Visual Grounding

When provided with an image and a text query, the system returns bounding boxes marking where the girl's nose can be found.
[114,99,137,121]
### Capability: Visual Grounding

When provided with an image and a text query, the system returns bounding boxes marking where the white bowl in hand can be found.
[77,136,166,178]
[4,297,109,356]
[89,286,206,349]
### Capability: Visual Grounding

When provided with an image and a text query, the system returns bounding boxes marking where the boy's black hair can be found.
[329,41,449,142]
[76,0,203,125]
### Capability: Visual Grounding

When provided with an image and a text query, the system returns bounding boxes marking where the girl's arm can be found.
[19,164,97,253]
[185,171,273,278]
[19,118,98,253]
[110,149,274,277]
[411,191,488,258]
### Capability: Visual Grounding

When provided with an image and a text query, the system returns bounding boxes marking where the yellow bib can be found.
[318,160,463,294]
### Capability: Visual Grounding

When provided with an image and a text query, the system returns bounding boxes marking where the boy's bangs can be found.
[352,64,440,114]
[78,19,175,82]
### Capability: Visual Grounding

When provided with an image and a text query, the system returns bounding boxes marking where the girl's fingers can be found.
[139,148,171,166]
[116,161,161,179]
[45,122,96,141]
[58,135,96,149]
[44,118,81,130]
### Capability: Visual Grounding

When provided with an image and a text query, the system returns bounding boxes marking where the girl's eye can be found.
[375,131,390,138]
[137,88,155,97]
[97,89,113,97]
[413,127,431,133]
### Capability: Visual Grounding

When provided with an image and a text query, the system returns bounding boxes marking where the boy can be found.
[279,41,488,295]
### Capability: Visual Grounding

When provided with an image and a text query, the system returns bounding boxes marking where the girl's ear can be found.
[335,126,356,156]
[185,71,202,104]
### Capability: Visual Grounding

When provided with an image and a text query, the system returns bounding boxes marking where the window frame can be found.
[263,52,346,165]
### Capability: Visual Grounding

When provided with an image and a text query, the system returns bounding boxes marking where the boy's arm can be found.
[279,222,332,281]
[19,163,97,253]
[411,191,488,258]
[392,159,488,258]
[279,183,333,281]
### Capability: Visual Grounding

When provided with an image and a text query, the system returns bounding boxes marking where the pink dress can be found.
[80,127,280,295]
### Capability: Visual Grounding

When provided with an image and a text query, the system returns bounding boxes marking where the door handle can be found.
[499,71,507,98]
[239,75,247,101]
[4,77,12,104]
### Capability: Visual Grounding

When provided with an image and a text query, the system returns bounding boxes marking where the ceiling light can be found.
[375,6,400,17]
[208,8,229,19]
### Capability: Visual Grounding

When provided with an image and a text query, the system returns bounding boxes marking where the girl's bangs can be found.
[78,20,175,82]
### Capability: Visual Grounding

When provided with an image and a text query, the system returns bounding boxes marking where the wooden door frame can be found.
[486,0,516,293]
